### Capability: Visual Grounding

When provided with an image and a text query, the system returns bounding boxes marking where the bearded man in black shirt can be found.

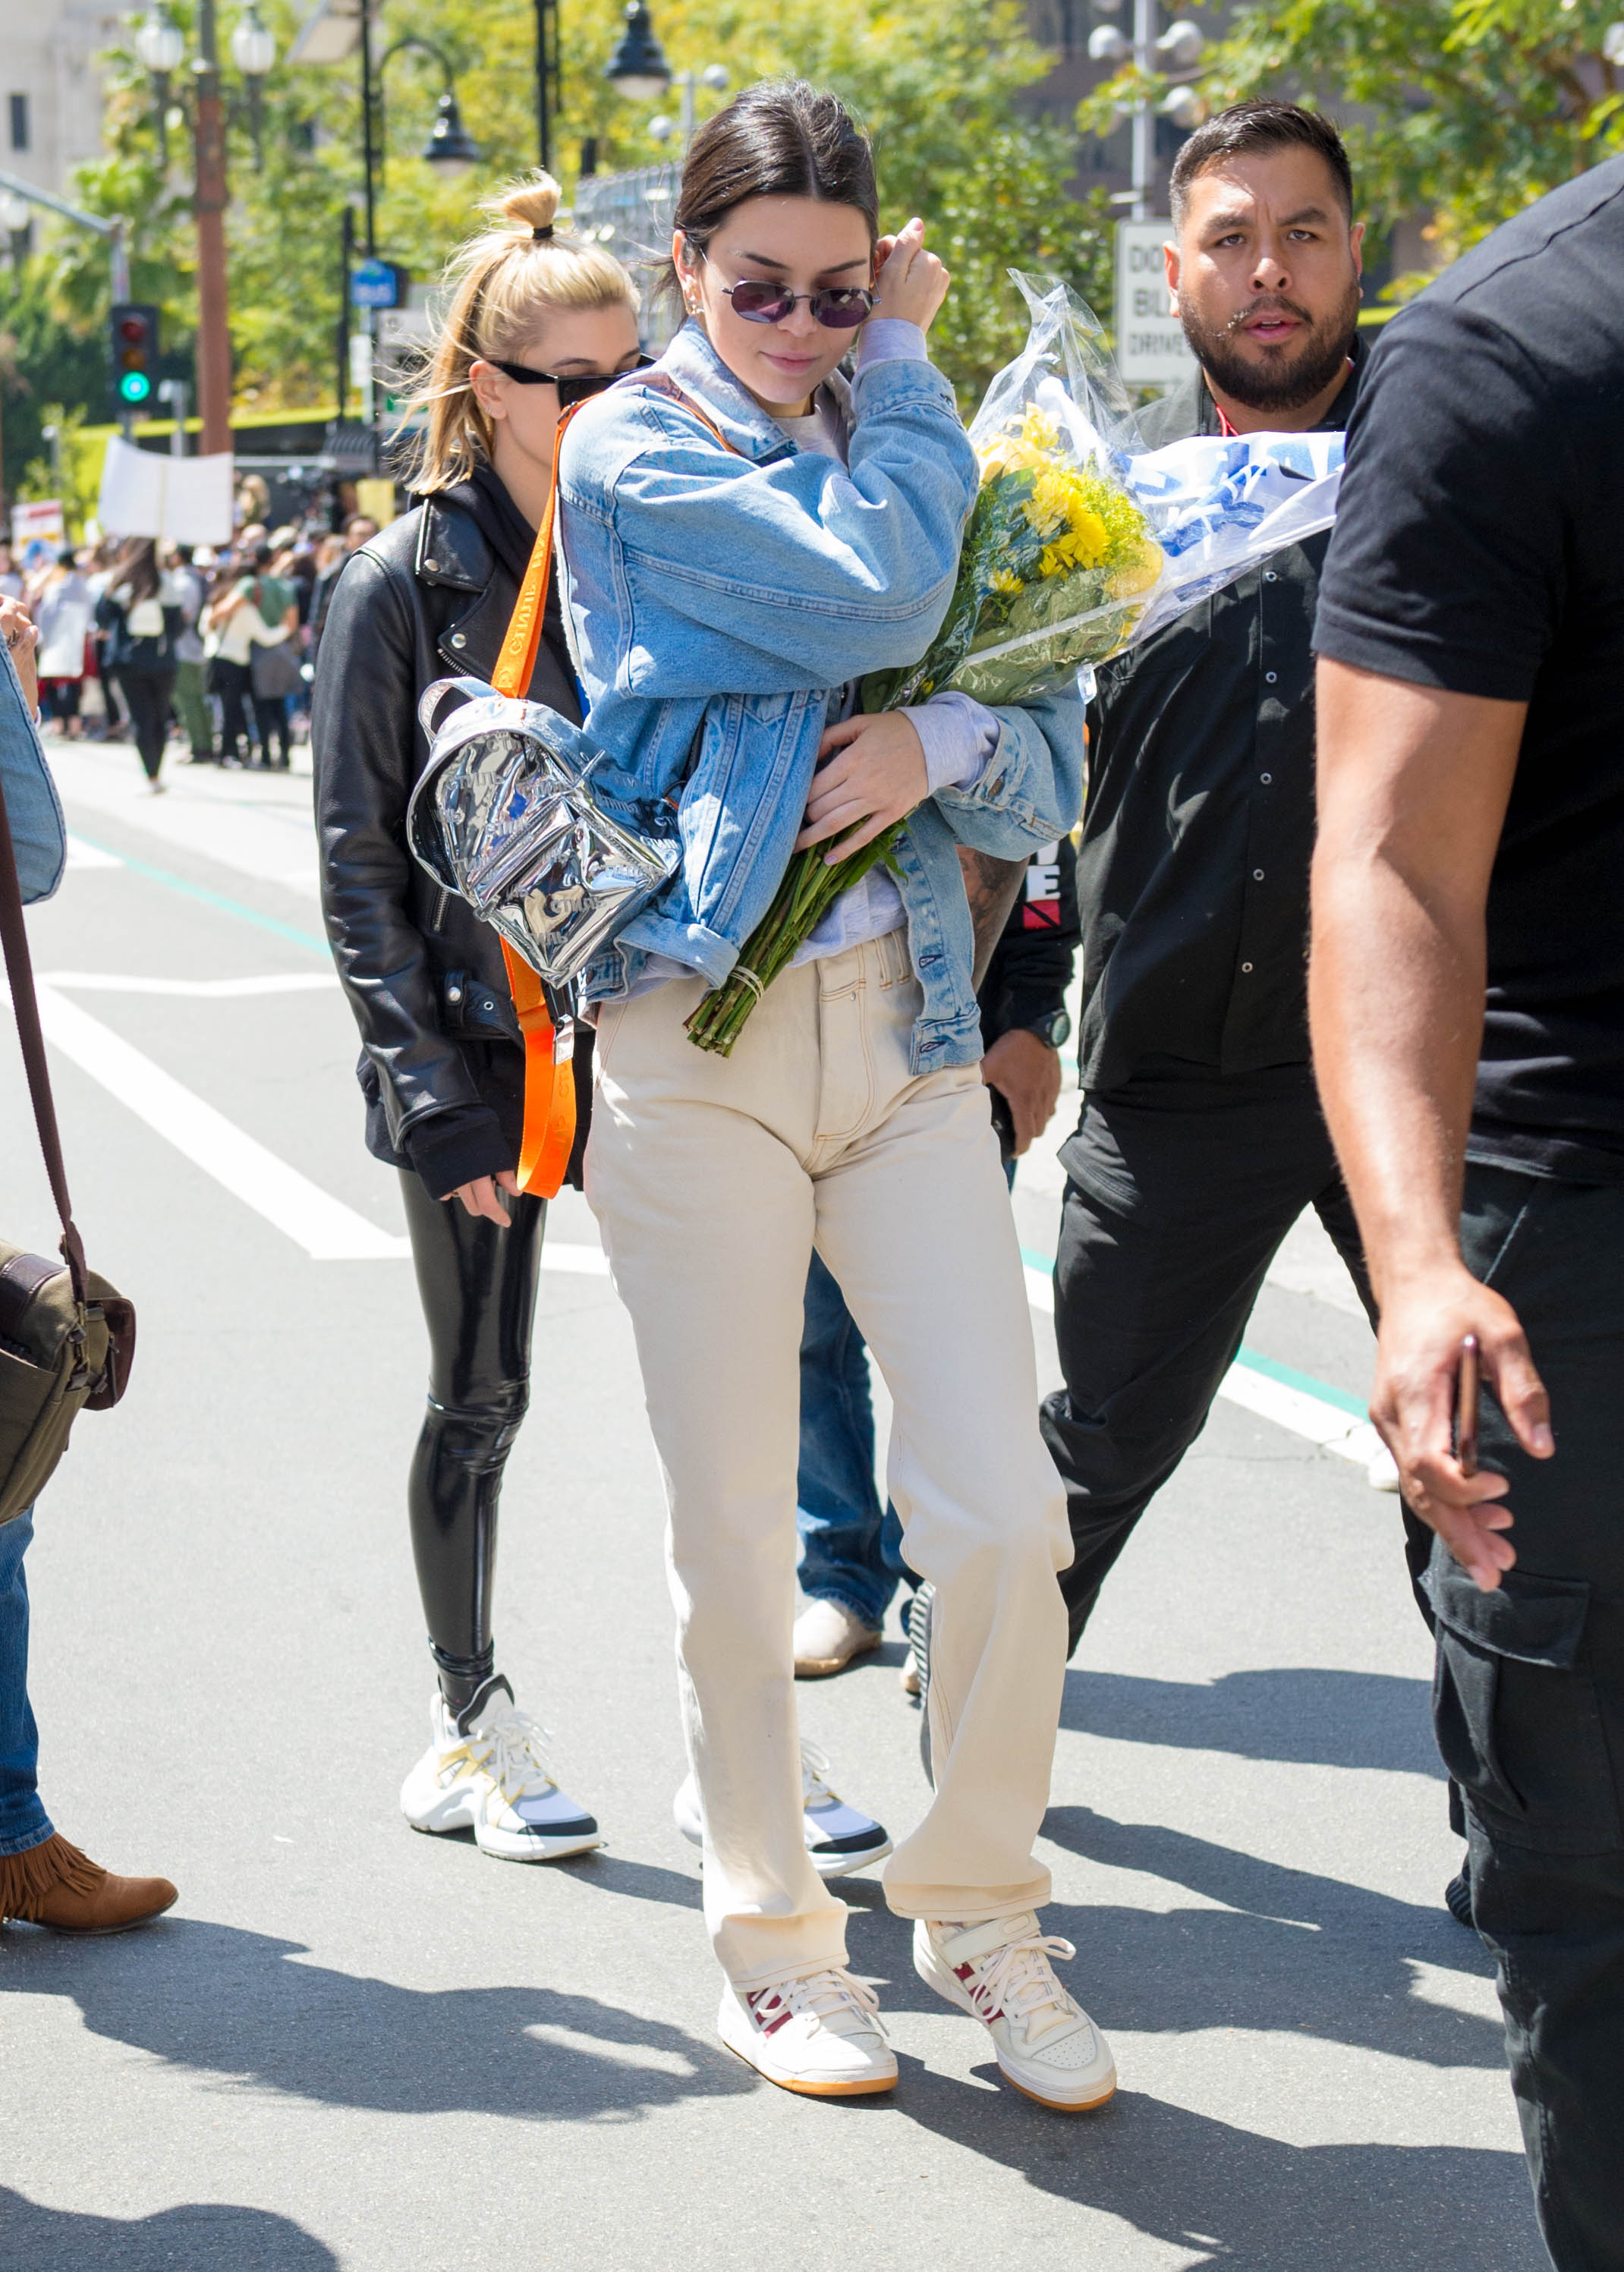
[1312,156,1624,2272]
[1041,106,1437,1660]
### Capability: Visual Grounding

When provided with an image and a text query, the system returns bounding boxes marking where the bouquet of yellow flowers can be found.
[863,276,1166,712]
[687,276,1159,1058]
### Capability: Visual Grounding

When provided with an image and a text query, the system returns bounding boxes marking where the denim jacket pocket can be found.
[1427,1559,1624,1854]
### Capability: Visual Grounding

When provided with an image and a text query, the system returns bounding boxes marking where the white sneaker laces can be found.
[448,1707,555,1805]
[800,1739,838,1807]
[754,1966,888,2041]
[969,1932,1081,2047]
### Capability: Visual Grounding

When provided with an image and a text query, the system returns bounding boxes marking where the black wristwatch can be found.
[1024,1008,1072,1051]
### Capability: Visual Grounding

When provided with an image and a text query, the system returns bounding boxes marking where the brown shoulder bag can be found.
[0,772,134,1528]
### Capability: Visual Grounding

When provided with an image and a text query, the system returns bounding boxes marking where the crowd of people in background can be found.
[0,505,379,788]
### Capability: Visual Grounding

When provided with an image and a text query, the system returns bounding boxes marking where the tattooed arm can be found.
[958,846,1029,990]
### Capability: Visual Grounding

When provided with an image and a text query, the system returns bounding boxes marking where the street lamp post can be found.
[134,2,278,457]
[1088,0,1204,219]
[536,0,560,173]
[606,3,727,153]
[603,3,672,104]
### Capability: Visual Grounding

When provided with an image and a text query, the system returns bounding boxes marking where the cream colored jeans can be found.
[587,930,1072,1989]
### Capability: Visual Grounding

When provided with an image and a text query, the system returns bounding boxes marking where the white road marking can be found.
[1024,1260,1385,1473]
[49,743,321,896]
[65,834,124,870]
[33,983,411,1261]
[40,971,340,997]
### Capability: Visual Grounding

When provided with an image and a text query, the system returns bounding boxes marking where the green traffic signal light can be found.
[118,370,153,405]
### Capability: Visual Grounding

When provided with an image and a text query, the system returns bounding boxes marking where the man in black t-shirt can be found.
[1312,156,1624,2272]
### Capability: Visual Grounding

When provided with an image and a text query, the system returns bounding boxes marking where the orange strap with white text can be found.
[489,383,740,1195]
[488,407,582,1200]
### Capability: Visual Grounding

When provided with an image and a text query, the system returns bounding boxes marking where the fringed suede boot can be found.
[0,1833,176,1934]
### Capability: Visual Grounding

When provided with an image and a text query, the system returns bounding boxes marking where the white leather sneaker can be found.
[673,1739,892,1879]
[400,1676,603,1862]
[718,1966,897,2097]
[914,1912,1116,2111]
[793,1597,883,1677]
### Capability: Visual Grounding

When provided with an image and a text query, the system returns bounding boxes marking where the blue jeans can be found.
[0,1509,52,1858]
[796,1254,914,1632]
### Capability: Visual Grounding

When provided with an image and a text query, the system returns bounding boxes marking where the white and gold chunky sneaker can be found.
[673,1739,892,1880]
[400,1676,603,1863]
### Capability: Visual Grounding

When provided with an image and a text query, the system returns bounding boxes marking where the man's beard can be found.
[1179,282,1360,413]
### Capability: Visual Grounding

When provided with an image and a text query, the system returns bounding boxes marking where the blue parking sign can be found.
[351,259,403,310]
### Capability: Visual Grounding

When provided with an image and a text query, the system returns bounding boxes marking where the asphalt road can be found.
[0,736,1546,2272]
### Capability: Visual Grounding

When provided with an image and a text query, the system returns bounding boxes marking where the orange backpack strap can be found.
[483,383,735,1199]
[486,406,584,1200]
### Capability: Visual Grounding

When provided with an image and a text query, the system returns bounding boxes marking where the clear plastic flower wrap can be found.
[861,270,1344,712]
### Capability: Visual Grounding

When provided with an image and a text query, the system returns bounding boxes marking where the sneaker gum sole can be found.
[721,2038,897,2097]
[1002,2072,1118,2114]
[914,1938,1116,2114]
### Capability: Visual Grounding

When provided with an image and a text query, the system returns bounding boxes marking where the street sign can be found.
[350,259,404,310]
[1114,221,1196,389]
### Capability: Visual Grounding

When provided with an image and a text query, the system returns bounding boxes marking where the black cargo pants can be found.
[1432,1163,1624,2272]
[1039,1064,1434,1655]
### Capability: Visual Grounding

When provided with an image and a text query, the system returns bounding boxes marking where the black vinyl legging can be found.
[398,1169,546,1712]
[117,669,175,783]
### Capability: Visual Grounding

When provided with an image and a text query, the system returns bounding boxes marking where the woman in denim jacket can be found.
[559,82,1111,2112]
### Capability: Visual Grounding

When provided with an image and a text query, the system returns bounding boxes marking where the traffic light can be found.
[109,303,160,410]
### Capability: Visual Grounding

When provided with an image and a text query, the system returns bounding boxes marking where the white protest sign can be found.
[96,436,235,546]
[11,499,65,549]
[1115,221,1196,388]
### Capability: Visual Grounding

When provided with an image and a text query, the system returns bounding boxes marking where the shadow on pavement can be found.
[0,2189,338,2272]
[851,1808,1504,2069]
[0,1919,751,2118]
[1061,1665,1443,1777]
[890,2086,1544,2271]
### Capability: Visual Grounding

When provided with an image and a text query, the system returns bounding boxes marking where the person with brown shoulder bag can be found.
[0,596,172,1935]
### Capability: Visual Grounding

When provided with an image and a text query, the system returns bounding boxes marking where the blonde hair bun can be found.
[485,172,563,236]
[400,168,637,492]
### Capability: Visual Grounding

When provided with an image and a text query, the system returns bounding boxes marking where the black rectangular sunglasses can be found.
[488,354,656,405]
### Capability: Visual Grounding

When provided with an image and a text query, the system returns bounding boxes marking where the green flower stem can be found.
[685,824,905,1056]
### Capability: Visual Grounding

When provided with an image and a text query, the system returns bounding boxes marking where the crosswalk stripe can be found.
[33,983,410,1262]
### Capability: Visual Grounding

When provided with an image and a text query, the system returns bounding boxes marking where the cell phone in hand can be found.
[1456,1333,1481,1477]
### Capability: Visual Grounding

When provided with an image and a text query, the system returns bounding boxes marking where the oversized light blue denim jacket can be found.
[556,320,1085,1073]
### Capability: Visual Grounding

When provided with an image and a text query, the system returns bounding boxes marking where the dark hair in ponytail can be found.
[672,79,879,284]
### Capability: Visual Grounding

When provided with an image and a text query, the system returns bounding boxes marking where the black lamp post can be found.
[605,2,672,102]
[536,0,560,172]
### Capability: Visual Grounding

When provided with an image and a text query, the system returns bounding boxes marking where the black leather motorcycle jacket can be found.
[312,479,585,1199]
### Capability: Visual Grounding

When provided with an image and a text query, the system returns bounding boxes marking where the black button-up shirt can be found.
[1075,342,1364,1094]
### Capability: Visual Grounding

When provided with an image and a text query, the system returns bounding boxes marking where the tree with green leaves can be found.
[1081,0,1624,282]
[2,0,1113,496]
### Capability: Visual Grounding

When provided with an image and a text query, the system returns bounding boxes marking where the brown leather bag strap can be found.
[0,763,88,1304]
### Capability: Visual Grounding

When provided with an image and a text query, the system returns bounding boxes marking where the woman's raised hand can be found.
[796,711,929,861]
[870,218,949,334]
